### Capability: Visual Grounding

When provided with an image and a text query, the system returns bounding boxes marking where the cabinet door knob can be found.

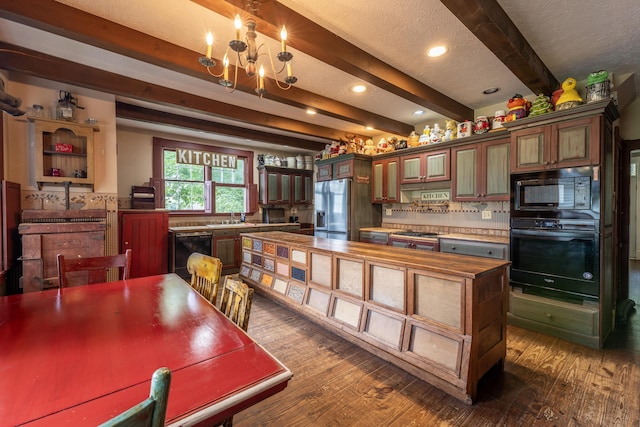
[546,313,552,318]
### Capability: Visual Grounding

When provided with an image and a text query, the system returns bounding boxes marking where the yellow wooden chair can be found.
[218,276,254,427]
[98,367,171,427]
[219,275,254,332]
[187,252,223,305]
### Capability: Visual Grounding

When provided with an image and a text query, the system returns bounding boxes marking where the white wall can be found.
[3,73,118,193]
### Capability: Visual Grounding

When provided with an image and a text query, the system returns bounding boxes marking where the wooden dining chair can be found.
[98,367,171,427]
[57,249,132,288]
[187,252,223,305]
[219,275,254,332]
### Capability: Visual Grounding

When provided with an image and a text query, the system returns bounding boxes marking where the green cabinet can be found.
[452,137,510,202]
[259,166,312,205]
[400,149,450,184]
[372,157,399,203]
[510,116,599,173]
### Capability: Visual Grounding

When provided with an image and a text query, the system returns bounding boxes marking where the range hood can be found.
[400,183,451,204]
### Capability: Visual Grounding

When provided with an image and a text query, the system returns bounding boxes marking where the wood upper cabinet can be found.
[334,159,356,179]
[119,210,169,278]
[259,166,313,205]
[316,163,332,182]
[452,137,510,201]
[32,118,96,188]
[259,167,291,205]
[511,116,600,173]
[292,172,313,204]
[400,149,450,184]
[372,157,399,203]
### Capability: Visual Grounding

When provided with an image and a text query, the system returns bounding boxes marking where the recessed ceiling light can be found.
[483,87,500,94]
[306,108,317,115]
[365,126,374,131]
[351,85,367,93]
[414,110,425,115]
[427,46,447,57]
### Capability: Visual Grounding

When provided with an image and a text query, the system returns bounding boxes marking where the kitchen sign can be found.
[176,148,237,168]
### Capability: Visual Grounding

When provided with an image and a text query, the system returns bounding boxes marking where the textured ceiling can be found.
[1,0,639,153]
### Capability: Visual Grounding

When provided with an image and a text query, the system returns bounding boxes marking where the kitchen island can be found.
[239,231,510,404]
[169,223,300,278]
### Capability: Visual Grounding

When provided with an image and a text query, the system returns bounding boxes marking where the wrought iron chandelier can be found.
[199,12,297,97]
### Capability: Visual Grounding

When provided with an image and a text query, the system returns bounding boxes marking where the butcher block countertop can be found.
[439,233,509,245]
[242,231,509,278]
[359,227,401,233]
[359,227,509,245]
[169,223,300,233]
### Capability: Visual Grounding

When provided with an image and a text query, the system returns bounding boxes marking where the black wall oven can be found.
[510,166,600,302]
[510,218,599,301]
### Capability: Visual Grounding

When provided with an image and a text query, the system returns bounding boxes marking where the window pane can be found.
[164,150,204,181]
[165,181,205,210]
[211,158,245,184]
[216,186,246,213]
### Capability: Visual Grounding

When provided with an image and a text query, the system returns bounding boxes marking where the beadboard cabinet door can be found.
[119,210,168,278]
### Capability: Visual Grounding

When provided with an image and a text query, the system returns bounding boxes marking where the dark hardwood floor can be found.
[234,267,640,427]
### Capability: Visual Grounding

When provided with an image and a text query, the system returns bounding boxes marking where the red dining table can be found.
[0,273,292,426]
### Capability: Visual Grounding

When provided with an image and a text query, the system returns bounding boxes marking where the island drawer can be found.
[509,290,598,336]
[439,238,507,260]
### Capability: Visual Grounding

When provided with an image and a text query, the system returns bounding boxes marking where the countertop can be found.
[169,223,300,233]
[359,227,509,245]
[241,231,509,278]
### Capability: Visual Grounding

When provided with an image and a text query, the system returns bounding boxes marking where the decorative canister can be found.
[264,153,275,166]
[296,155,304,169]
[304,155,313,170]
[492,110,506,130]
[457,120,473,138]
[474,116,490,134]
[287,156,297,168]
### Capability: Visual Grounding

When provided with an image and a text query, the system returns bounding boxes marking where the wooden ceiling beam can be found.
[193,0,474,122]
[0,42,349,144]
[439,0,560,95]
[116,102,327,152]
[0,0,413,136]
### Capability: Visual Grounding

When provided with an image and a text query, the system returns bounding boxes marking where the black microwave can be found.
[512,166,599,217]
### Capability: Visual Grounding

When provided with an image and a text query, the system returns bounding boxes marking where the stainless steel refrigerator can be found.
[314,178,381,241]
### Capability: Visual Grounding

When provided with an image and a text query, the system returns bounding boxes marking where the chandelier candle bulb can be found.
[205,32,213,59]
[259,65,265,90]
[287,62,292,78]
[281,26,287,52]
[223,54,229,80]
[234,15,242,40]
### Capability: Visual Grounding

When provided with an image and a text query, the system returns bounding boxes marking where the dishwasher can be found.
[170,231,213,280]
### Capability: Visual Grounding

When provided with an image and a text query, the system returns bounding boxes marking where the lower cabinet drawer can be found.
[440,239,507,260]
[509,290,599,336]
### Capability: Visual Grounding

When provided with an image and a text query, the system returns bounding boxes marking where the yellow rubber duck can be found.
[555,77,583,110]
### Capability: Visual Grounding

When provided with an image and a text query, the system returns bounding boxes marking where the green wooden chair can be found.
[98,367,171,427]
